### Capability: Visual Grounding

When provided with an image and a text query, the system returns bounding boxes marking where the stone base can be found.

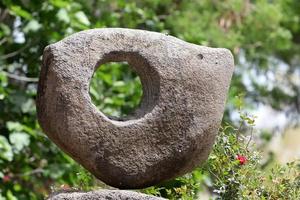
[47,189,165,200]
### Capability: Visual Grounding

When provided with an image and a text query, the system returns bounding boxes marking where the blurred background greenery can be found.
[0,0,299,199]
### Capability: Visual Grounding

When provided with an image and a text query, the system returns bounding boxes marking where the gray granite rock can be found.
[37,28,234,189]
[47,189,165,200]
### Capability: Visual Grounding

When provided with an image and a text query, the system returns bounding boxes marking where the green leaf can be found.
[47,164,66,179]
[6,190,17,200]
[6,121,23,132]
[113,81,126,87]
[74,11,90,26]
[21,99,36,113]
[9,132,30,152]
[0,136,13,161]
[9,5,32,19]
[89,86,100,100]
[0,23,11,36]
[49,0,70,8]
[13,184,22,192]
[57,8,70,23]
[23,20,41,33]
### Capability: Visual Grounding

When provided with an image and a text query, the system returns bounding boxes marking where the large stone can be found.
[47,189,165,200]
[37,28,234,189]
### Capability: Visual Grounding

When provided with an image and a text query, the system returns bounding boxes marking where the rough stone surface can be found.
[37,28,234,189]
[47,189,166,200]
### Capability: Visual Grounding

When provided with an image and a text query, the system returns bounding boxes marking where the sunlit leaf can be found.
[9,132,30,152]
[23,20,41,33]
[49,0,70,8]
[74,11,90,26]
[57,8,70,23]
[0,136,13,161]
[9,5,32,19]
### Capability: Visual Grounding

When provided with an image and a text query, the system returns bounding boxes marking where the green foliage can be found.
[90,62,142,119]
[0,0,300,199]
[167,0,300,114]
[203,114,300,199]
[143,170,208,200]
[142,96,299,199]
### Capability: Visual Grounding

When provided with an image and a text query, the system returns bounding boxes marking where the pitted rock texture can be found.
[47,190,166,200]
[37,28,234,189]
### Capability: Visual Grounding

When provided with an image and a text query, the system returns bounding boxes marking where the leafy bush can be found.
[90,62,142,119]
[206,124,300,199]
[1,0,300,199]
[142,105,300,199]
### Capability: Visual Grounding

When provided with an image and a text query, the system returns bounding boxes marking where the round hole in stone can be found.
[89,61,143,120]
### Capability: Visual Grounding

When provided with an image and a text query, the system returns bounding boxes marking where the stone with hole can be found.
[37,28,234,189]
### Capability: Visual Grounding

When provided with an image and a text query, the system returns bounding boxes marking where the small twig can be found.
[9,169,44,183]
[18,168,44,177]
[0,9,8,22]
[2,71,39,82]
[208,167,222,183]
[0,38,7,46]
[246,127,254,151]
[236,121,243,143]
[0,43,30,60]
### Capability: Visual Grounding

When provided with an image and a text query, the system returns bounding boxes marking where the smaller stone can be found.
[47,189,166,200]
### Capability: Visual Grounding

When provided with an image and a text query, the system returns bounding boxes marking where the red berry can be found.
[236,154,247,165]
[2,175,11,183]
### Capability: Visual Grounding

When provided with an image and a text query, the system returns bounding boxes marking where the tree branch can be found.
[2,71,39,82]
[0,9,8,22]
[0,43,30,60]
[0,38,7,46]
